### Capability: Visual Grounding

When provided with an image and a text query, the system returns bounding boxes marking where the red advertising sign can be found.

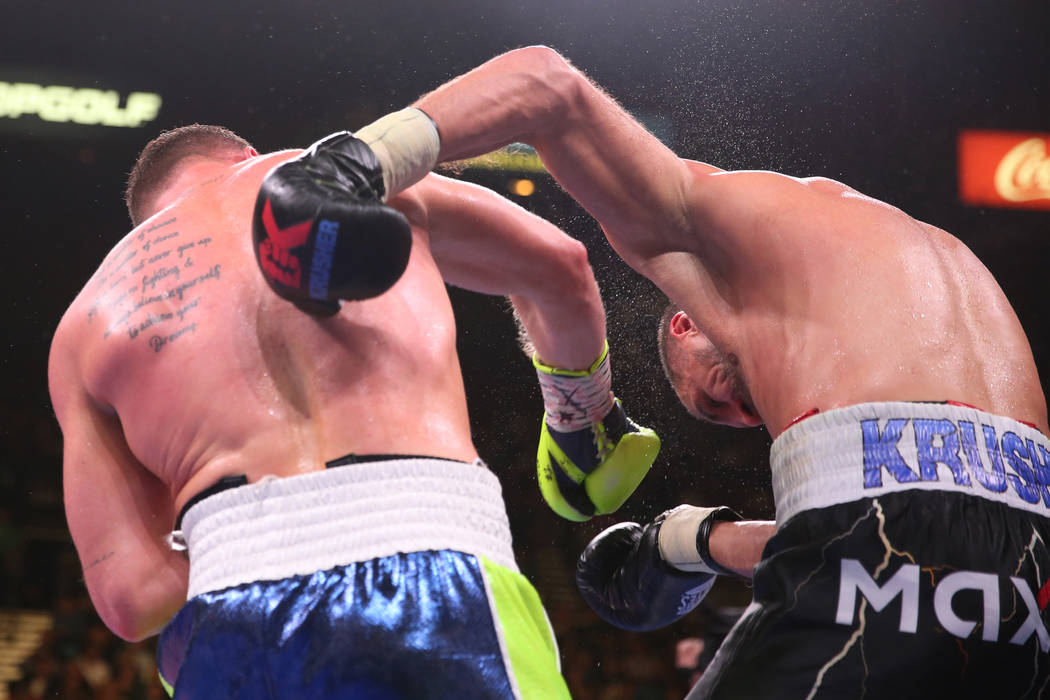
[958,130,1050,210]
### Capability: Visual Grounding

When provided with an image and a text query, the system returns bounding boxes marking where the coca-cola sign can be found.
[958,130,1050,210]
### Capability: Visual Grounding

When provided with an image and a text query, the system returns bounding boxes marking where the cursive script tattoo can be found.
[88,218,222,351]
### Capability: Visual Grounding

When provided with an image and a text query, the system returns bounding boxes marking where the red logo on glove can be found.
[257,198,313,287]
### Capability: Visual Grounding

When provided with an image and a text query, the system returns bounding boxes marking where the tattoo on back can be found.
[86,217,222,353]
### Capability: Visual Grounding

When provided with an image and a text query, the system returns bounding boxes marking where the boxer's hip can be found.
[157,457,570,698]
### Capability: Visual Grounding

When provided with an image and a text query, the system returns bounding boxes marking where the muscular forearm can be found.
[414,46,696,266]
[416,173,606,370]
[707,520,776,579]
[578,507,772,630]
[414,46,621,206]
[509,247,606,371]
[415,46,574,163]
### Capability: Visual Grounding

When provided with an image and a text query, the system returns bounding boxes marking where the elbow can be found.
[108,618,152,644]
[552,236,599,301]
[512,45,573,79]
[88,570,184,642]
[507,46,588,128]
[96,595,155,642]
[97,597,158,642]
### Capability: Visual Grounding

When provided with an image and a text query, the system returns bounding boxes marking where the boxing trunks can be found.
[156,457,571,699]
[689,402,1050,700]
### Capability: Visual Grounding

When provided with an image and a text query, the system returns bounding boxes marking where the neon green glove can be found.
[535,342,661,521]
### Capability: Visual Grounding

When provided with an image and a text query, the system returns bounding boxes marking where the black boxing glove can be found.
[576,505,742,631]
[252,131,412,316]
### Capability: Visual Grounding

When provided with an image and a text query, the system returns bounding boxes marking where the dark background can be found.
[2,1,1048,697]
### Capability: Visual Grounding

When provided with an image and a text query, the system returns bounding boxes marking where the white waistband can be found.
[770,402,1050,525]
[180,458,517,599]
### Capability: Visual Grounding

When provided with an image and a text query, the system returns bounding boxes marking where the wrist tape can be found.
[658,505,742,575]
[353,107,440,200]
[534,341,614,433]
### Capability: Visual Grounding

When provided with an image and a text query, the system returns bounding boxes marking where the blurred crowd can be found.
[7,592,166,700]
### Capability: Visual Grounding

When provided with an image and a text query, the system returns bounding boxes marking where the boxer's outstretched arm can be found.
[708,520,777,578]
[48,337,188,641]
[414,46,713,272]
[576,506,775,631]
[402,172,605,370]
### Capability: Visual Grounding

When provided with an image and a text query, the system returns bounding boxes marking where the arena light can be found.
[0,81,162,128]
[508,178,535,196]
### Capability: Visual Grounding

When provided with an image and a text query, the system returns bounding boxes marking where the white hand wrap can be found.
[657,505,737,575]
[534,344,615,433]
[353,107,440,200]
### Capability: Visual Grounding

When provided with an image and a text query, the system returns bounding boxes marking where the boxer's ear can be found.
[668,311,696,338]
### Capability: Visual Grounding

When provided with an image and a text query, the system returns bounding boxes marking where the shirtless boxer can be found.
[359,46,1050,698]
[47,120,659,698]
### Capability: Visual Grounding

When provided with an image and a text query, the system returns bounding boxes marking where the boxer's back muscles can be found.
[414,46,1047,433]
[50,143,613,639]
[661,165,1048,435]
[52,153,474,512]
[49,155,475,637]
